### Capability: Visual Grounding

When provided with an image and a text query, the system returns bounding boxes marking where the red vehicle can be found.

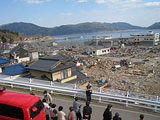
[0,88,46,120]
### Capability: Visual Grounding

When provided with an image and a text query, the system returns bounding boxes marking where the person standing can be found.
[43,90,52,104]
[113,112,122,120]
[42,99,50,120]
[50,103,58,120]
[73,97,82,120]
[57,106,66,120]
[83,101,92,120]
[140,114,144,120]
[103,104,112,120]
[86,83,92,102]
[68,106,76,120]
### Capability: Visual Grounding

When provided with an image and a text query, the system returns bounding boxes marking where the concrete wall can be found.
[139,41,154,47]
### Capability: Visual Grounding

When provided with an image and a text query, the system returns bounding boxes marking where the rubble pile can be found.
[68,46,160,96]
[26,40,160,96]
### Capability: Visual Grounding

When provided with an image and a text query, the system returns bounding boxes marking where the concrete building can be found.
[85,31,160,47]
[130,31,160,46]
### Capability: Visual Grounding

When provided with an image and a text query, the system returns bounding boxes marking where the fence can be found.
[0,74,160,112]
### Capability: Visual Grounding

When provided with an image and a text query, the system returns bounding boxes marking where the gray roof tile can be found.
[28,55,75,72]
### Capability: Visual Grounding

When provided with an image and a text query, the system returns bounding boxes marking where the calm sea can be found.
[53,29,160,42]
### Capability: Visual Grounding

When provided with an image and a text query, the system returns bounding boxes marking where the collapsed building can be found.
[84,31,160,48]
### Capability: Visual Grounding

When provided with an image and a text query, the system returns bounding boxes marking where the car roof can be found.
[0,90,40,108]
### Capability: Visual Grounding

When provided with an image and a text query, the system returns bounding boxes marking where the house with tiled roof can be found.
[28,54,77,83]
[10,46,30,63]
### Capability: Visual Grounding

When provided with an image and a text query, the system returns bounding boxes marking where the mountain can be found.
[147,22,160,29]
[110,22,143,29]
[0,22,143,36]
[0,22,50,36]
[50,22,125,35]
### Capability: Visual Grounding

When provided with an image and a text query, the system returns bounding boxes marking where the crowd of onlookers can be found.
[41,90,145,120]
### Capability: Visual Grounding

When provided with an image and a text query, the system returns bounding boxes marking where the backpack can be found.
[53,109,57,117]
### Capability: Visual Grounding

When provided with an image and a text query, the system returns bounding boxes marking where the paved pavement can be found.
[52,97,160,120]
[2,87,160,120]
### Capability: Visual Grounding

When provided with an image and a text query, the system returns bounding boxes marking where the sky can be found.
[0,0,160,27]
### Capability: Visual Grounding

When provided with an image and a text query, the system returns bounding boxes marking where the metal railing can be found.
[0,74,160,112]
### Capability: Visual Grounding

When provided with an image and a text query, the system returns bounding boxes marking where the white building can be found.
[131,31,160,46]
[92,48,110,56]
[29,52,39,60]
[92,35,112,40]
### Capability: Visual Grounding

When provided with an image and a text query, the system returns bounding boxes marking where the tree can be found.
[9,38,14,43]
[1,36,7,43]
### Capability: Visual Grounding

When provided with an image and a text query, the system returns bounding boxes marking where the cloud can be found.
[61,12,73,16]
[96,0,141,4]
[125,0,141,2]
[96,0,106,4]
[144,2,160,7]
[21,0,51,4]
[77,0,88,3]
[96,0,119,4]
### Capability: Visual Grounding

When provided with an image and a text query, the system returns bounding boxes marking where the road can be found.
[1,87,160,120]
[52,97,160,120]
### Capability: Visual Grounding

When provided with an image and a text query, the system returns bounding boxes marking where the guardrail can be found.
[0,74,160,112]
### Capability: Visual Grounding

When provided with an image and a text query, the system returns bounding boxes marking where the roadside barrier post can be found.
[10,75,13,88]
[99,87,102,102]
[126,91,129,107]
[50,81,54,94]
[29,78,32,91]
[154,96,159,112]
[73,84,77,98]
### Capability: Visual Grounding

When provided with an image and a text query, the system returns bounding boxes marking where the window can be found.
[29,100,44,119]
[0,103,24,119]
[102,50,106,53]
[61,70,68,79]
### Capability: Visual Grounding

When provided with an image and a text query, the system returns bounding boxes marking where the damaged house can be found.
[10,46,30,63]
[28,55,77,83]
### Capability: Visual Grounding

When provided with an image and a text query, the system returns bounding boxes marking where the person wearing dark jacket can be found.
[86,83,92,102]
[83,101,92,120]
[113,112,122,120]
[103,104,112,120]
